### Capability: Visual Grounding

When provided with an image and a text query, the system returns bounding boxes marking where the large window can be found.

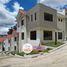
[21,20,24,26]
[21,32,24,40]
[58,32,62,39]
[43,31,52,40]
[44,12,53,21]
[30,31,36,40]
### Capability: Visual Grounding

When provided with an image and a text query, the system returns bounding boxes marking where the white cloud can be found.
[0,0,10,4]
[11,2,24,16]
[37,0,67,11]
[0,27,9,35]
[0,0,24,34]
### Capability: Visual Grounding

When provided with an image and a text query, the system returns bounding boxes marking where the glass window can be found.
[21,32,24,40]
[58,32,62,39]
[30,31,36,40]
[35,13,37,20]
[21,20,24,26]
[43,31,52,40]
[31,15,33,21]
[44,12,53,21]
[14,37,16,41]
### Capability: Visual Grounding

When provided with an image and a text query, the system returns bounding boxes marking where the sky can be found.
[0,0,67,35]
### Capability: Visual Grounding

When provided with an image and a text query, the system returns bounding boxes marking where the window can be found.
[65,13,67,15]
[14,37,16,41]
[43,31,52,40]
[58,18,60,21]
[21,32,24,40]
[30,31,36,40]
[58,18,63,22]
[31,15,33,21]
[44,12,53,21]
[61,19,63,22]
[58,32,62,39]
[8,39,11,43]
[14,46,16,51]
[35,13,37,20]
[21,20,24,26]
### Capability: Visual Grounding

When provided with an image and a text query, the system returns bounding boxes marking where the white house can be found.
[0,30,17,52]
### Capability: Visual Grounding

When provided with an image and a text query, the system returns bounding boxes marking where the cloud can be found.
[0,0,24,34]
[0,27,9,35]
[11,2,24,16]
[0,0,10,4]
[37,0,67,11]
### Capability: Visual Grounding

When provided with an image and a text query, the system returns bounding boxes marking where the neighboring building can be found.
[0,30,17,52]
[16,3,67,52]
[57,13,65,41]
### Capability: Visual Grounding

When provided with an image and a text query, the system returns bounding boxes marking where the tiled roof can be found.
[7,35,14,39]
[0,37,6,42]
[0,35,14,42]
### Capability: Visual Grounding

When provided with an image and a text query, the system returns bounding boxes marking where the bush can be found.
[16,52,25,56]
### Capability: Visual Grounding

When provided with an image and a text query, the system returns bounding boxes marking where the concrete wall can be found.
[16,4,66,52]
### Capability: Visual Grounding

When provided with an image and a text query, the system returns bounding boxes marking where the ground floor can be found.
[0,43,67,67]
[18,29,65,52]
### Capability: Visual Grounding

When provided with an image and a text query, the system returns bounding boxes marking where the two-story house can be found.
[16,4,58,52]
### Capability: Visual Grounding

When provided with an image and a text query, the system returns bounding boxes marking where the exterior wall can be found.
[3,37,17,52]
[57,13,65,41]
[16,4,66,52]
[4,39,10,51]
[39,4,57,29]
[65,9,67,40]
[27,3,57,31]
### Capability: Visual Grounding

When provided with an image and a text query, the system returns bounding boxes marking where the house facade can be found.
[0,31,17,52]
[16,4,66,52]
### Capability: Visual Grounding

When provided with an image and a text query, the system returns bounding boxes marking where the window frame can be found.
[58,32,62,39]
[21,20,24,26]
[21,32,24,40]
[44,12,53,22]
[30,31,36,40]
[43,31,52,40]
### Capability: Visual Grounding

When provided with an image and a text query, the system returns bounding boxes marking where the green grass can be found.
[43,42,63,47]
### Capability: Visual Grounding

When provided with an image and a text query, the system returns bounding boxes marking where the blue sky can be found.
[0,0,67,34]
[5,0,37,11]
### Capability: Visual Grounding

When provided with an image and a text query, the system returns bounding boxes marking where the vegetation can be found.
[16,48,52,56]
[42,41,63,47]
[16,52,25,56]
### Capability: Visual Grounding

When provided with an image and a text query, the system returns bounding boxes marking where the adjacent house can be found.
[0,30,17,52]
[16,3,66,52]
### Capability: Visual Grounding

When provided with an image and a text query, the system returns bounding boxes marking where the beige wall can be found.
[16,4,66,52]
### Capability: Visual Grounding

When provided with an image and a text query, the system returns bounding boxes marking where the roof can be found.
[0,34,15,42]
[7,35,14,39]
[0,37,6,42]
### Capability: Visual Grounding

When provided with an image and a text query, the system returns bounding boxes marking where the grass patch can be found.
[42,42,63,47]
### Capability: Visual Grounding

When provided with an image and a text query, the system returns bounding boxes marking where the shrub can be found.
[16,52,25,56]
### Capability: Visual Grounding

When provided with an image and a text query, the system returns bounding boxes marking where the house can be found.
[16,3,66,52]
[0,30,17,52]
